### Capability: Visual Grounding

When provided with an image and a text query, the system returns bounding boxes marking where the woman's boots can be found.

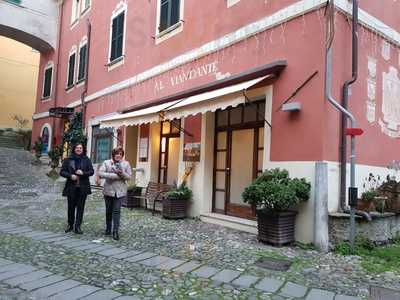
[112,230,119,241]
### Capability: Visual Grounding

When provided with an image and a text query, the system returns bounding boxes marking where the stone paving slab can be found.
[115,296,142,300]
[125,252,157,263]
[279,282,308,298]
[192,266,220,279]
[41,235,71,243]
[0,258,13,267]
[370,285,400,300]
[52,238,81,246]
[84,244,115,253]
[0,265,36,281]
[32,279,81,298]
[255,277,284,293]
[80,289,122,300]
[63,240,93,248]
[4,270,52,286]
[0,263,26,273]
[73,243,106,251]
[139,255,170,267]
[50,284,101,300]
[21,231,54,238]
[211,269,241,283]
[231,274,260,288]
[111,250,143,260]
[97,247,128,257]
[335,295,363,300]
[31,233,64,241]
[1,227,33,234]
[306,288,335,300]
[156,258,186,270]
[19,274,66,291]
[0,224,17,230]
[173,260,201,274]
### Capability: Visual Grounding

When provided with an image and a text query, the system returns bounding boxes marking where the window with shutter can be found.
[110,12,125,62]
[43,67,53,98]
[78,45,87,82]
[67,53,76,87]
[159,0,180,32]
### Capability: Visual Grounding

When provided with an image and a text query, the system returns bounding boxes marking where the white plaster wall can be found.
[0,0,59,51]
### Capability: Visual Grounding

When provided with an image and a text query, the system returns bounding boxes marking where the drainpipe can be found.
[325,0,359,252]
[81,19,91,130]
[52,0,64,147]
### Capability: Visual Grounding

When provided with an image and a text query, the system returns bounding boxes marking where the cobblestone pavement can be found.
[0,148,399,299]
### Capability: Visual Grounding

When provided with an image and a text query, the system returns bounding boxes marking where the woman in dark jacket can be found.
[60,143,94,234]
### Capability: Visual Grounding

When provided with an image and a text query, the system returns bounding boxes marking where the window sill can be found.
[70,19,79,30]
[41,96,52,102]
[107,56,125,71]
[227,0,240,8]
[155,21,183,45]
[76,78,86,87]
[81,6,91,18]
[65,85,75,92]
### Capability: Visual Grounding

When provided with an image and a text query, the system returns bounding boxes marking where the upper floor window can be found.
[42,64,53,99]
[78,43,88,82]
[81,0,90,14]
[159,0,180,32]
[109,11,125,63]
[71,0,80,24]
[67,52,76,88]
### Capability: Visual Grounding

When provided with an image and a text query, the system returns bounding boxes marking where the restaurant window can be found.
[159,0,180,32]
[91,125,113,163]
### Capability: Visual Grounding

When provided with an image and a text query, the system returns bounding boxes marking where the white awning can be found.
[100,75,270,129]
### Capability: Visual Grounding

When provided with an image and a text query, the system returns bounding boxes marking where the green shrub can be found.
[166,182,193,201]
[361,190,378,202]
[242,168,311,212]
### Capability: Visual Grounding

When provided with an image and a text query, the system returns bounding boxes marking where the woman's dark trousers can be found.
[67,188,87,229]
[104,196,123,233]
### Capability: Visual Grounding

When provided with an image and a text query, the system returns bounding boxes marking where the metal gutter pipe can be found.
[81,19,91,130]
[325,0,358,252]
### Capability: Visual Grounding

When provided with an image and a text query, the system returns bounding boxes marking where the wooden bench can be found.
[134,181,173,215]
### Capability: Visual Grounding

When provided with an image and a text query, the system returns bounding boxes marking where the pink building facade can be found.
[32,0,400,247]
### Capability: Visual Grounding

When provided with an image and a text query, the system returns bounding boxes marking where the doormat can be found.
[370,286,400,300]
[255,257,292,271]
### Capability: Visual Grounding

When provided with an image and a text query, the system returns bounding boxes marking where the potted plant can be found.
[358,189,378,212]
[47,145,63,169]
[163,182,192,219]
[33,138,44,160]
[123,185,143,209]
[242,168,311,246]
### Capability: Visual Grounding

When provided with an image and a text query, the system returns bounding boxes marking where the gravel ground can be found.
[0,147,399,299]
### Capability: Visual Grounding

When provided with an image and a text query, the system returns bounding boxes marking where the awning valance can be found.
[100,75,271,129]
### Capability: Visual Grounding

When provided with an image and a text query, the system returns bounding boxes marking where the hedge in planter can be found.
[243,168,310,246]
[163,183,192,219]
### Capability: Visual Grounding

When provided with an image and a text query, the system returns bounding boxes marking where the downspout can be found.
[81,19,91,130]
[325,0,360,252]
[52,0,64,147]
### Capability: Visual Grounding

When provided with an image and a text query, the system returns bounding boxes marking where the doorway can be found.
[158,120,181,185]
[213,101,265,219]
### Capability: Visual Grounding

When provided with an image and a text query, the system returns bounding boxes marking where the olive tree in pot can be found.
[242,168,311,246]
[163,183,192,219]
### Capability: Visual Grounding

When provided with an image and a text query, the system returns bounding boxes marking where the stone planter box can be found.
[162,197,188,219]
[256,210,297,246]
[329,212,400,245]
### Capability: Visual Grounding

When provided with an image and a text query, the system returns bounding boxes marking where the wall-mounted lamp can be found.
[282,102,302,112]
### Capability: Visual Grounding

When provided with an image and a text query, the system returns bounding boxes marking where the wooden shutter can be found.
[43,68,52,98]
[78,45,87,81]
[110,12,124,62]
[159,0,180,32]
[67,53,75,87]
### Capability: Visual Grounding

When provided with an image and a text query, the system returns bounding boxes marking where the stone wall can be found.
[329,212,400,245]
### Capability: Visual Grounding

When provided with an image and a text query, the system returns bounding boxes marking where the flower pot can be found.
[373,196,387,213]
[357,199,375,212]
[256,210,297,246]
[162,197,188,219]
[123,188,142,209]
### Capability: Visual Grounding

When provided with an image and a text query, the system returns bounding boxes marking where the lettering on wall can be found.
[155,61,219,92]
[379,66,400,138]
[366,56,377,123]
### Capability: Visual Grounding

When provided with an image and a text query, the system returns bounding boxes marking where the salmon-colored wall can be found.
[359,0,400,31]
[323,12,400,167]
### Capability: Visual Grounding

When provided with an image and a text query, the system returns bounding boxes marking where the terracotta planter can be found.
[162,197,188,219]
[256,210,297,246]
[357,200,375,212]
[123,188,142,208]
